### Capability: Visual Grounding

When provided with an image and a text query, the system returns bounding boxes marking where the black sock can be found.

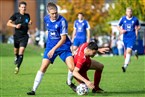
[17,55,23,68]
[15,54,19,59]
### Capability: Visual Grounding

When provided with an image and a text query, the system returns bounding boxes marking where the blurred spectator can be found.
[7,35,14,44]
[35,28,40,46]
[38,30,45,48]
[110,33,118,55]
[44,30,48,48]
[117,37,124,56]
[0,30,2,43]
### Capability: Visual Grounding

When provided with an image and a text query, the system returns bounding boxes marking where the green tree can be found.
[107,0,145,22]
[57,0,108,36]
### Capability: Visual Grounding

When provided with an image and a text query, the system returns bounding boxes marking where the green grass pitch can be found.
[0,44,145,97]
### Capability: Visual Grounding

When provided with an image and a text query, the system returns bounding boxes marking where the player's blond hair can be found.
[126,7,132,11]
[47,2,57,12]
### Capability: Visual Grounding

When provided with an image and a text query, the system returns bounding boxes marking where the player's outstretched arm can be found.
[98,48,110,54]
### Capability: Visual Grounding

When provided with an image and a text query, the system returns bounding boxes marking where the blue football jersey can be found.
[74,20,90,39]
[44,15,71,51]
[118,16,139,40]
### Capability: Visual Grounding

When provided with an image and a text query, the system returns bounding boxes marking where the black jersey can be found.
[10,12,30,37]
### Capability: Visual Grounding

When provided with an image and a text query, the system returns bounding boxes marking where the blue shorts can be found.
[123,39,136,50]
[43,48,72,64]
[73,38,86,47]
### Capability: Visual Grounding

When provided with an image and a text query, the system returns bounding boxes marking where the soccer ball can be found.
[76,83,89,95]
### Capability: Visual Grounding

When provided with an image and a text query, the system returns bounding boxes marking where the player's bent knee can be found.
[99,64,104,70]
[68,66,74,72]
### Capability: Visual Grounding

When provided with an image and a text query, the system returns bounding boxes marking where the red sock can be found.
[94,70,102,90]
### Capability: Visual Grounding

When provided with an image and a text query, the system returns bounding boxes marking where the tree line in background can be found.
[57,0,145,36]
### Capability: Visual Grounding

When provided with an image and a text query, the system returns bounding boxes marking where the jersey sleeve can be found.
[60,19,68,35]
[118,17,124,26]
[44,16,47,24]
[86,21,90,30]
[135,18,139,26]
[9,13,17,21]
[73,21,77,29]
[27,14,30,22]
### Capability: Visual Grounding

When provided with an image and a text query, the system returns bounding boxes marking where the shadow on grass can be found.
[90,89,145,96]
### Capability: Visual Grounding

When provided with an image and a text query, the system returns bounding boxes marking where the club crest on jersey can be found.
[50,31,56,36]
[25,19,29,23]
[132,21,134,24]
[124,21,126,23]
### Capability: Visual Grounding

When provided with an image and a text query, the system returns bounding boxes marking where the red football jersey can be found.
[74,43,91,74]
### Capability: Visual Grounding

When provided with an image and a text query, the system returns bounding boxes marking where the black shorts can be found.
[14,35,29,48]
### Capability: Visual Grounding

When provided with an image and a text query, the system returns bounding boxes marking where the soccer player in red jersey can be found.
[72,42,109,93]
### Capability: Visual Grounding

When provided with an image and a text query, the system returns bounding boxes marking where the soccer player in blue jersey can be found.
[71,12,91,54]
[117,7,140,72]
[27,2,74,95]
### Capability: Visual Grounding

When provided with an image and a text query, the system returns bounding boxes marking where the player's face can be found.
[78,14,84,20]
[88,49,97,58]
[19,4,26,14]
[126,9,132,18]
[48,9,58,21]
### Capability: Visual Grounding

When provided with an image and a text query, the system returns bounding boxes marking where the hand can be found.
[85,81,94,89]
[98,48,110,54]
[29,21,32,25]
[15,24,21,29]
[121,29,126,34]
[47,49,55,58]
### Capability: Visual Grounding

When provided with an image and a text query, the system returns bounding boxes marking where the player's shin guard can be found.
[124,53,131,68]
[94,70,102,90]
[67,70,73,85]
[32,71,44,92]
[17,55,23,68]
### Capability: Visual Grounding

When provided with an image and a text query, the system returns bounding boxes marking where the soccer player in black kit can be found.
[7,1,32,74]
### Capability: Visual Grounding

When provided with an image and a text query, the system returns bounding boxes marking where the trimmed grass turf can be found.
[0,44,145,97]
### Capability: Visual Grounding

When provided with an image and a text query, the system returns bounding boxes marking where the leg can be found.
[17,47,25,67]
[122,48,132,72]
[27,59,51,95]
[66,56,74,83]
[65,56,74,84]
[14,47,19,64]
[134,50,138,60]
[65,56,76,92]
[15,36,29,74]
[90,60,104,92]
[14,47,25,74]
[13,38,19,65]
[72,38,80,55]
[65,56,74,72]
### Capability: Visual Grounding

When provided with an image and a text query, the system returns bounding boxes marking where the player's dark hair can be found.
[78,12,84,16]
[47,2,57,11]
[87,42,98,51]
[19,1,27,7]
